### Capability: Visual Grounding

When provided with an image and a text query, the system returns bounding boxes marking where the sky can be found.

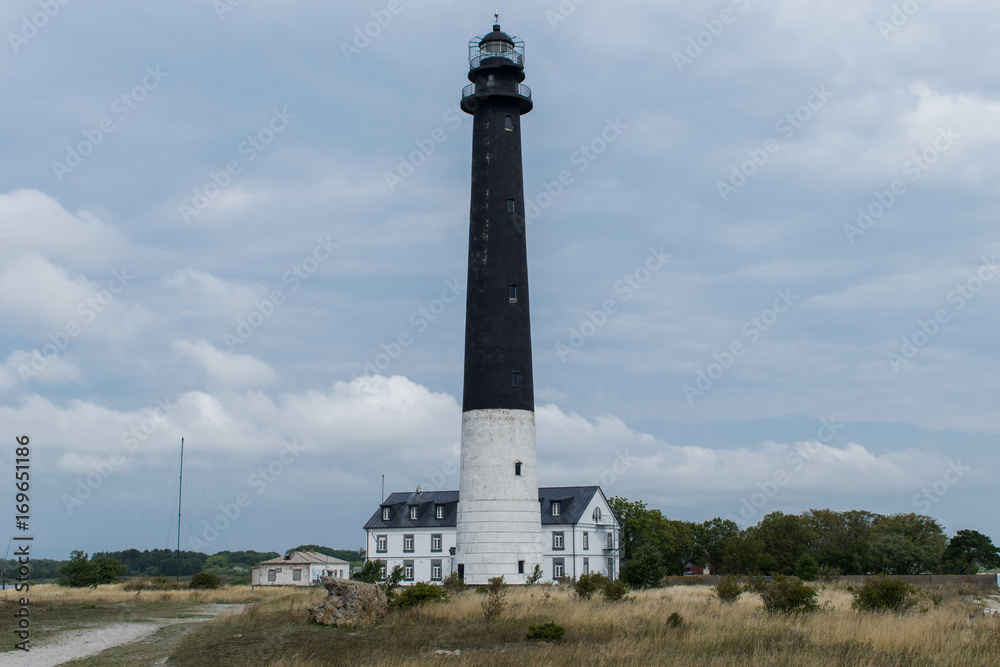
[0,0,998,560]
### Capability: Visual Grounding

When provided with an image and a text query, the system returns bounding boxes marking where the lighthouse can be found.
[454,18,542,585]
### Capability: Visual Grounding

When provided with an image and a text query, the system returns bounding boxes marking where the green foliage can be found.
[442,571,465,594]
[851,576,923,613]
[794,554,820,581]
[574,572,608,599]
[601,578,629,602]
[714,575,744,604]
[942,530,1000,575]
[525,621,565,641]
[620,543,664,589]
[526,563,543,585]
[189,571,223,589]
[667,611,683,628]
[759,576,819,615]
[205,554,228,569]
[752,512,814,575]
[380,565,405,603]
[353,559,383,584]
[481,576,507,622]
[393,582,448,609]
[58,551,127,587]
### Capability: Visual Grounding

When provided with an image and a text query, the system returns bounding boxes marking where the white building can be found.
[363,486,619,584]
[250,551,351,586]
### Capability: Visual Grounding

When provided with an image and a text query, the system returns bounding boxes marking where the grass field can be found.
[2,582,998,666]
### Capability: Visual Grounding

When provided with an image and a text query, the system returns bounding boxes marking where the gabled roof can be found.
[253,550,350,567]
[363,486,613,529]
[363,490,460,530]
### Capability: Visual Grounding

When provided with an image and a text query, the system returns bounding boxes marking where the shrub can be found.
[189,572,223,589]
[602,578,629,602]
[851,576,923,614]
[575,572,607,599]
[380,565,405,604]
[759,576,819,615]
[667,611,683,628]
[794,554,820,582]
[526,563,543,585]
[481,576,507,622]
[745,576,771,594]
[714,576,744,604]
[525,621,565,641]
[442,571,465,595]
[393,582,449,609]
[619,544,665,589]
[352,559,383,584]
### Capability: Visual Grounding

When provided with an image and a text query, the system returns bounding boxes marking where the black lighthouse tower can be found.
[455,18,542,585]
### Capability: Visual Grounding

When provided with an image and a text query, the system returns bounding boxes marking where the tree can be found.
[93,557,128,584]
[870,514,946,575]
[59,550,96,587]
[190,571,223,589]
[353,559,384,584]
[753,512,813,575]
[942,530,1000,575]
[695,518,740,574]
[619,543,664,589]
[205,554,229,570]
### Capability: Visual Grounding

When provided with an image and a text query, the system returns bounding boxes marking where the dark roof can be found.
[363,487,607,529]
[480,25,514,47]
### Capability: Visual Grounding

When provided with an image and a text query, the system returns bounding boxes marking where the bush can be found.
[575,572,607,599]
[393,582,448,609]
[525,621,565,641]
[667,611,683,628]
[744,576,771,594]
[759,576,819,615]
[714,576,744,604]
[526,563,543,585]
[481,576,507,622]
[189,572,223,589]
[851,576,923,614]
[794,554,820,582]
[619,544,665,589]
[442,571,465,595]
[602,578,629,602]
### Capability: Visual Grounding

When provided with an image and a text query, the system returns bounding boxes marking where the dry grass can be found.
[0,582,291,608]
[164,583,1000,667]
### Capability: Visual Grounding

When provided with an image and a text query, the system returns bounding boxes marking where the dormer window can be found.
[382,507,390,521]
[593,507,602,522]
[409,506,418,520]
[552,501,560,517]
[435,505,445,519]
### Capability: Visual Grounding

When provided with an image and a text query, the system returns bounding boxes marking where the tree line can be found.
[609,497,1000,588]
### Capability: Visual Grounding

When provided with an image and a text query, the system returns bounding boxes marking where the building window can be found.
[293,569,302,581]
[583,557,589,573]
[267,569,276,582]
[518,560,525,574]
[553,558,565,579]
[410,506,418,520]
[552,501,560,517]
[606,533,613,549]
[431,560,442,581]
[607,558,614,575]
[379,565,387,579]
[507,198,515,213]
[403,560,414,581]
[553,531,564,550]
[431,534,442,552]
[382,507,391,521]
[593,507,602,522]
[509,284,517,303]
[403,534,414,552]
[504,115,513,131]
[514,461,522,476]
[512,372,520,387]
[436,505,445,519]
[376,535,387,553]
[583,532,589,550]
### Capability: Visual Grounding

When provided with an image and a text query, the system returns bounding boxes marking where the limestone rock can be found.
[308,577,388,627]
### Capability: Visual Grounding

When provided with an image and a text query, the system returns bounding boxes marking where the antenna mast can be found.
[176,437,184,582]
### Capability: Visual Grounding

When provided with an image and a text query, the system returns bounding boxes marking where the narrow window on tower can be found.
[512,372,520,387]
[509,284,517,303]
[514,461,522,476]
[518,560,525,574]
[504,115,513,131]
[507,198,515,213]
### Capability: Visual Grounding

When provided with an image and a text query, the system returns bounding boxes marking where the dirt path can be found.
[0,604,244,667]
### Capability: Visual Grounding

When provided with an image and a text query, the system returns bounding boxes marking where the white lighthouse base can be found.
[456,408,542,585]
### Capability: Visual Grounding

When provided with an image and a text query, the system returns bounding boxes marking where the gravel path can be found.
[0,603,245,667]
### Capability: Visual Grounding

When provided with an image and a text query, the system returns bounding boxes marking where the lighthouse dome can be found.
[479,24,515,48]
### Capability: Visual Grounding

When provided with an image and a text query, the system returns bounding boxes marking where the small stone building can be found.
[251,550,351,586]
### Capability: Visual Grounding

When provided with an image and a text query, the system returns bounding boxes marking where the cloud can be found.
[173,339,278,388]
[0,350,84,390]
